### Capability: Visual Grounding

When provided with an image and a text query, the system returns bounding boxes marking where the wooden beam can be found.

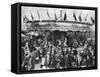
[27,20,94,26]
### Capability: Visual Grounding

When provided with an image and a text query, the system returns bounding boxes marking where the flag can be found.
[91,16,95,24]
[37,10,40,19]
[23,15,29,23]
[79,13,82,22]
[60,10,62,20]
[73,12,77,21]
[55,13,57,20]
[23,16,26,22]
[85,14,88,21]
[47,10,51,19]
[30,11,34,21]
[64,12,67,21]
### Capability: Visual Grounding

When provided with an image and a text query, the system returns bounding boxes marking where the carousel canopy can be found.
[21,6,95,32]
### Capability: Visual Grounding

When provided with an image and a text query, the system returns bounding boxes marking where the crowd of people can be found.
[21,31,95,71]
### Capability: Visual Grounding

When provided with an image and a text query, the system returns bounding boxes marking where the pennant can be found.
[91,16,95,24]
[23,15,29,23]
[60,10,62,20]
[64,12,67,21]
[30,11,34,21]
[73,12,77,21]
[85,14,88,21]
[55,13,57,20]
[47,10,51,19]
[37,10,40,19]
[79,13,82,22]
